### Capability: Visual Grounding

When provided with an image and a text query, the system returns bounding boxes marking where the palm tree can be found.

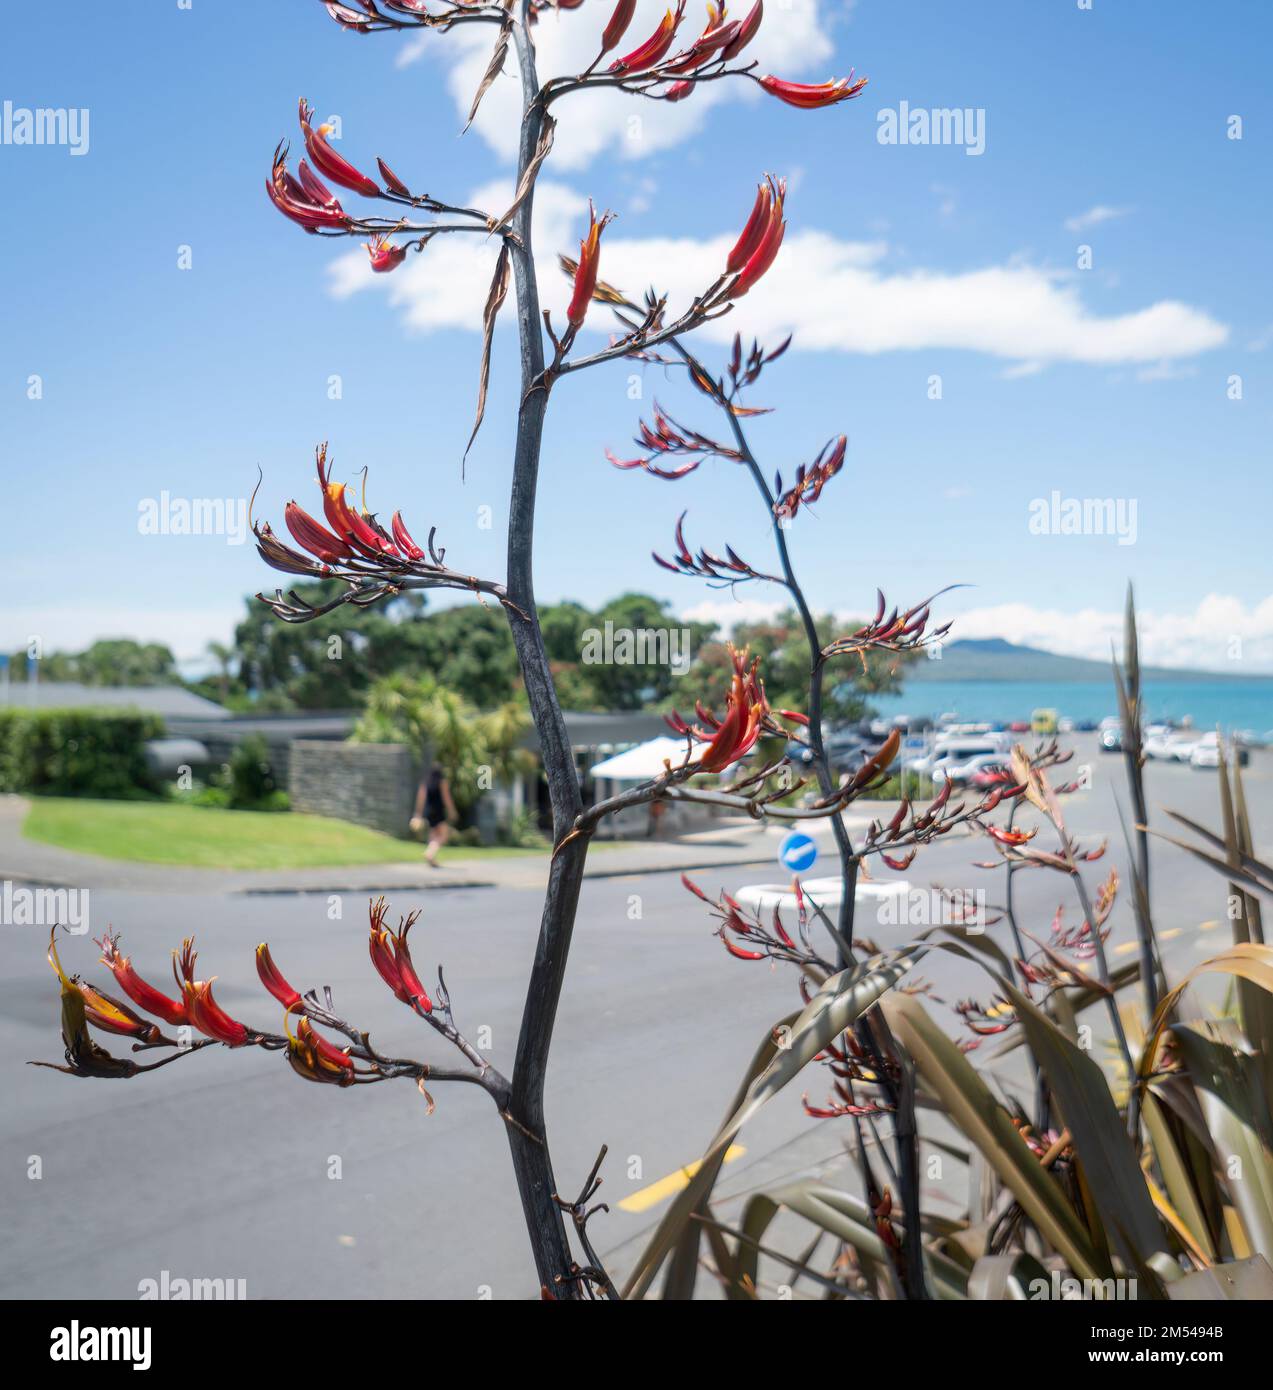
[205,641,235,704]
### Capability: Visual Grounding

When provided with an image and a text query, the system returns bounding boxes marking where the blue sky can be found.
[3,0,1270,674]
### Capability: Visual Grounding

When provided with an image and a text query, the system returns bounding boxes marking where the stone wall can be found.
[288,741,416,837]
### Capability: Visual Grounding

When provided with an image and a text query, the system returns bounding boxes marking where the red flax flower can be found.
[286,1015,356,1086]
[298,99,380,197]
[758,73,869,109]
[391,511,426,559]
[283,500,353,565]
[315,444,399,557]
[366,234,409,274]
[598,0,638,57]
[77,982,171,1046]
[566,203,615,331]
[773,434,847,520]
[722,175,785,298]
[266,143,351,233]
[96,931,188,1028]
[255,943,302,1011]
[663,4,739,75]
[721,0,763,61]
[667,643,768,773]
[368,898,433,1014]
[176,940,250,1046]
[610,2,687,74]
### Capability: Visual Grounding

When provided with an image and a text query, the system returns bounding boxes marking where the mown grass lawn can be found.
[23,798,422,869]
[22,798,546,871]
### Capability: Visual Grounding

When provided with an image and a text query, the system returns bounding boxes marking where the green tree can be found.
[205,641,236,703]
[670,610,911,727]
[8,639,178,687]
[576,592,717,710]
[232,584,522,711]
[351,673,530,818]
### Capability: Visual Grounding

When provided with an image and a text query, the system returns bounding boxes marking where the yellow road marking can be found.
[1114,941,1138,956]
[1198,920,1220,931]
[1159,928,1184,940]
[618,1145,746,1213]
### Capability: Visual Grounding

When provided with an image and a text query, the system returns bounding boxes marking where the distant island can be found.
[908,638,1261,684]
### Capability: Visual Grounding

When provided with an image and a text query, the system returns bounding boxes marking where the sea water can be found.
[873,679,1273,735]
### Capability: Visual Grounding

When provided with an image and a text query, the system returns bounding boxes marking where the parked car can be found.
[1144,729,1200,761]
[932,752,1010,786]
[907,735,1010,779]
[1190,732,1250,769]
[785,726,866,770]
[1031,708,1059,735]
[1008,720,1031,733]
[969,761,1013,792]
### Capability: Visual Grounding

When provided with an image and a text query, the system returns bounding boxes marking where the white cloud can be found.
[396,0,837,171]
[329,187,1229,367]
[681,596,786,636]
[1064,205,1132,234]
[947,596,1273,673]
[4,603,239,666]
[352,9,1226,368]
[674,593,1273,673]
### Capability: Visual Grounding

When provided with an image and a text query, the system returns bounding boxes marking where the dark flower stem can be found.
[666,339,928,1299]
[498,8,592,1298]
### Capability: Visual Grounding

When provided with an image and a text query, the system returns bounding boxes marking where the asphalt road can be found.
[1,735,1267,1299]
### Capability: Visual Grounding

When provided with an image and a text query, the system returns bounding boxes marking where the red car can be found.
[969,762,1013,792]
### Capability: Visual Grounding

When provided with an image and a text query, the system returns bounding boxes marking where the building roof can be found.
[521,710,672,751]
[168,712,354,741]
[0,682,231,719]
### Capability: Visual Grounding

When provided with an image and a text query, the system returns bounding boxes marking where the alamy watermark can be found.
[877,100,985,156]
[138,1269,247,1300]
[50,1323,150,1371]
[877,887,989,932]
[138,493,249,545]
[581,621,692,676]
[2,101,90,156]
[1029,1271,1137,1301]
[1028,490,1137,545]
[2,881,90,933]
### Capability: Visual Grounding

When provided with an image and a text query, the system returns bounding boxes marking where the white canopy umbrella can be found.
[733,878,910,915]
[589,736,693,781]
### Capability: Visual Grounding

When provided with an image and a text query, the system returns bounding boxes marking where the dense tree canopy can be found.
[16,593,903,728]
[669,610,912,728]
[5,639,179,688]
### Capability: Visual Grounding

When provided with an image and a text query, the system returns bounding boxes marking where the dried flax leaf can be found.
[498,115,556,228]
[464,19,511,133]
[463,242,511,466]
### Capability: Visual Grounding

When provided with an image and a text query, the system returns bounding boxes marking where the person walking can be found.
[411,765,457,868]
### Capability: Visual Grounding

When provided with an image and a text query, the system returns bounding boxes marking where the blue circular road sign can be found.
[779,832,818,874]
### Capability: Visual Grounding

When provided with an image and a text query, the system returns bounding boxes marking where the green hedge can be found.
[0,708,163,799]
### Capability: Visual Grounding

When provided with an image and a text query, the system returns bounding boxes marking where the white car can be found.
[1189,733,1249,769]
[1143,728,1194,760]
[906,736,1009,778]
[1190,737,1221,769]
[931,751,1008,786]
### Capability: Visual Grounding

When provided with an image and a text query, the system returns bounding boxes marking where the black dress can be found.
[424,770,447,828]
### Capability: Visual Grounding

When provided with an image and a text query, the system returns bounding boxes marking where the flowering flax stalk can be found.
[38,0,878,1301]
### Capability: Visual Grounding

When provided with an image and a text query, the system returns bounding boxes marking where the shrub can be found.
[0,708,162,799]
[223,735,285,811]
